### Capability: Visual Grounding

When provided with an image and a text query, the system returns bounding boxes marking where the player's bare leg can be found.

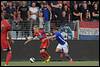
[64,53,74,63]
[56,48,74,63]
[64,48,74,63]
[56,48,64,59]
[63,47,74,63]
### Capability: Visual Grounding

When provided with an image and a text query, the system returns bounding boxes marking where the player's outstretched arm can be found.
[42,35,56,42]
[24,37,33,45]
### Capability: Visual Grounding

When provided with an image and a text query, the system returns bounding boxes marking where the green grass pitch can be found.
[1,61,99,66]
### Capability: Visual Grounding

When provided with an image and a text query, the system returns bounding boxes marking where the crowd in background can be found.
[1,1,99,39]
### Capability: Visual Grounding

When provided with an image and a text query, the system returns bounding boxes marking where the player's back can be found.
[1,19,11,40]
[54,32,66,45]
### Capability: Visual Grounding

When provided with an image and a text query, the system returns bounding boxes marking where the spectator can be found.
[63,1,67,5]
[13,10,22,38]
[29,2,39,37]
[27,1,33,6]
[13,1,22,11]
[29,2,39,26]
[42,2,51,33]
[63,4,70,22]
[18,1,29,37]
[38,11,44,29]
[1,10,7,21]
[51,1,63,27]
[36,1,42,8]
[87,1,92,12]
[50,1,58,20]
[80,1,91,21]
[1,2,5,19]
[18,1,29,21]
[72,4,80,31]
[72,4,80,21]
[92,3,99,21]
[60,11,67,25]
[63,1,70,8]
[56,1,63,26]
[4,1,16,29]
[1,2,5,11]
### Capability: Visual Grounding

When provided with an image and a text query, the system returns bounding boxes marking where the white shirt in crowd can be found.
[29,7,39,20]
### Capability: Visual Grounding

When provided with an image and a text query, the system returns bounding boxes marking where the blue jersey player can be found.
[43,29,73,62]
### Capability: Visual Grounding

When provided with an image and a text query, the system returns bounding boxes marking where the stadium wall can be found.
[1,40,99,61]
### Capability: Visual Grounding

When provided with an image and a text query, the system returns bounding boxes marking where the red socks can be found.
[5,51,12,65]
[40,51,49,60]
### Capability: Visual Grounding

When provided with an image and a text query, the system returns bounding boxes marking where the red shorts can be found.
[40,39,49,49]
[1,39,11,50]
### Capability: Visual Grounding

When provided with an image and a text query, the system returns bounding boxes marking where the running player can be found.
[43,28,73,63]
[1,15,13,66]
[24,26,51,63]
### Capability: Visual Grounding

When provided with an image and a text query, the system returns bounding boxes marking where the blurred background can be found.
[1,1,99,40]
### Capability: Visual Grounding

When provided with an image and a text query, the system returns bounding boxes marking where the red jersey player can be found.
[1,17,13,66]
[24,26,51,63]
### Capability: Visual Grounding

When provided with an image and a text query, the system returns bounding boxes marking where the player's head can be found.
[2,11,9,20]
[52,28,58,33]
[33,26,39,33]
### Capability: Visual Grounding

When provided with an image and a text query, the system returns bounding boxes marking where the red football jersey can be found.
[34,29,49,48]
[34,29,47,41]
[1,19,11,49]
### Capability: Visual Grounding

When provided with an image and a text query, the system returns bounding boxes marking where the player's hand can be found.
[24,36,33,45]
[42,39,46,42]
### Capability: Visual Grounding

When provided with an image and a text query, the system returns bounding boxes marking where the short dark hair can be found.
[4,14,9,19]
[52,28,58,31]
